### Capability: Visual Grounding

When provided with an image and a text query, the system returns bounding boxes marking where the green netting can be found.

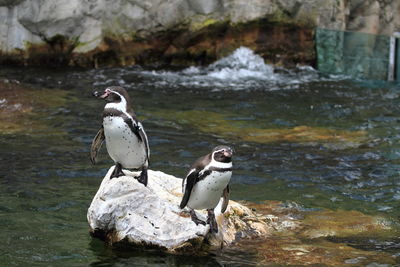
[316,28,392,80]
[397,39,400,81]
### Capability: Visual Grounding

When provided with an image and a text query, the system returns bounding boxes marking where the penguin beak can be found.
[93,90,110,99]
[223,149,233,158]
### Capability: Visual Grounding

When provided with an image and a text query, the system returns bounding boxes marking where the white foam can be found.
[122,47,345,91]
[206,47,275,80]
[182,66,201,74]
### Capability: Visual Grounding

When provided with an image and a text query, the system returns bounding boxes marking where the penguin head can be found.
[212,145,234,163]
[93,86,131,104]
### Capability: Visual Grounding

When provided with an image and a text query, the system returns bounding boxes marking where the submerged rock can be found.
[242,201,399,266]
[149,109,368,149]
[0,79,70,134]
[87,167,272,253]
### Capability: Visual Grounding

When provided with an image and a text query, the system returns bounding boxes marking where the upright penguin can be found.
[180,145,233,233]
[90,86,150,186]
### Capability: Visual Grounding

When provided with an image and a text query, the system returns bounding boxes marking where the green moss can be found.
[263,8,317,28]
[190,17,220,31]
[267,8,292,24]
[70,36,85,48]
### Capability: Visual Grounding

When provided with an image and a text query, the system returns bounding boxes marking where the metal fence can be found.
[316,28,400,82]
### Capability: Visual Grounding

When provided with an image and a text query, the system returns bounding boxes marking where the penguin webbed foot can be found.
[136,168,148,186]
[190,209,206,226]
[207,209,218,233]
[110,163,125,179]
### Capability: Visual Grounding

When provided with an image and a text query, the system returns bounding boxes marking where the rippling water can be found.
[1,47,400,265]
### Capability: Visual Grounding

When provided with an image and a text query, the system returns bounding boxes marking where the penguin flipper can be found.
[90,127,105,165]
[221,185,230,213]
[179,170,199,209]
[125,119,150,165]
[137,122,150,164]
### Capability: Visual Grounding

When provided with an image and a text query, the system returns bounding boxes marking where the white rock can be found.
[188,0,221,15]
[87,166,272,253]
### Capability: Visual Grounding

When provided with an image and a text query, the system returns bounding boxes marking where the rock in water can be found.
[87,166,270,253]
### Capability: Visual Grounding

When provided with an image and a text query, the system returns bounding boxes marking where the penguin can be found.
[179,145,233,233]
[90,86,150,186]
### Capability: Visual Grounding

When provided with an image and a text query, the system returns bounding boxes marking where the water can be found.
[1,47,400,265]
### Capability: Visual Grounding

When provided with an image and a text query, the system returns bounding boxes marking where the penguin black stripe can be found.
[103,108,142,142]
[198,167,232,181]
[208,166,232,172]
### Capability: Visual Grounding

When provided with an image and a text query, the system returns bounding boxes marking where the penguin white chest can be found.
[187,170,232,210]
[103,116,146,168]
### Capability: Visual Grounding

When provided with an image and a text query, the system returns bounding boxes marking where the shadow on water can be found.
[1,47,400,265]
[88,238,262,267]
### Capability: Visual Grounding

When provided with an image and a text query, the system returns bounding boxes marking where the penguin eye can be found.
[109,91,120,99]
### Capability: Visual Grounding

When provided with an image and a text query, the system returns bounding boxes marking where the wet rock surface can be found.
[87,167,273,253]
[88,167,399,265]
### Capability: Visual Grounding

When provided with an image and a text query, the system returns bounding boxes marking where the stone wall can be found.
[0,0,399,67]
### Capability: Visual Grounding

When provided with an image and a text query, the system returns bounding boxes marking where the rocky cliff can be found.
[1,0,399,67]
